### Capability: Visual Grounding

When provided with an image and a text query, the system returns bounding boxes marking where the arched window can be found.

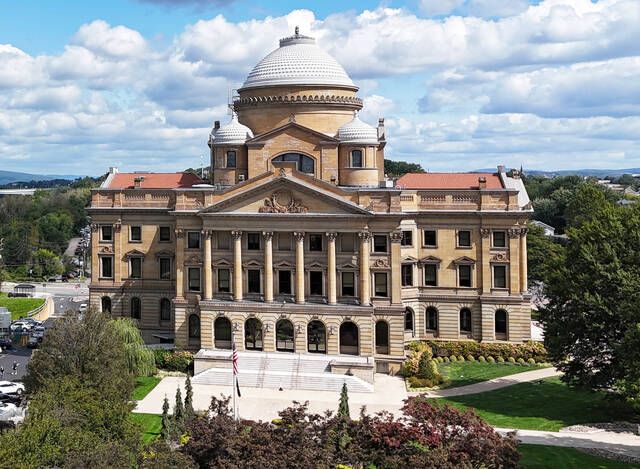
[495,309,508,336]
[272,153,315,174]
[404,308,414,331]
[130,297,141,320]
[160,298,171,322]
[350,149,363,168]
[375,320,389,355]
[307,320,326,353]
[276,319,295,352]
[101,296,111,314]
[460,308,472,333]
[188,314,201,339]
[245,318,263,351]
[214,317,232,349]
[339,321,359,355]
[425,307,438,332]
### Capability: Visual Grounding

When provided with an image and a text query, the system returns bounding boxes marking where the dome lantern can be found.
[337,114,379,145]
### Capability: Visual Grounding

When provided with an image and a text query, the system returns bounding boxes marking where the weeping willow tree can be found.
[109,318,156,377]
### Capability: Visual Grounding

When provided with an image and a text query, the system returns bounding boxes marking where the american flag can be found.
[232,343,241,397]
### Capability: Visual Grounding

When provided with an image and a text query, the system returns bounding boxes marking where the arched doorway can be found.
[425,306,438,333]
[272,153,315,174]
[275,319,295,352]
[160,298,171,322]
[495,309,508,338]
[245,318,263,351]
[375,320,390,355]
[339,321,359,355]
[101,296,111,314]
[307,320,327,354]
[214,317,232,349]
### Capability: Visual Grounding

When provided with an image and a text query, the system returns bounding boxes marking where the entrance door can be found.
[375,320,390,355]
[276,319,295,352]
[214,317,232,349]
[339,321,359,355]
[244,318,263,351]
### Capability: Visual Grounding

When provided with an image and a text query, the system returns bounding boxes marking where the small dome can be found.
[240,29,355,90]
[210,114,254,146]
[337,115,379,145]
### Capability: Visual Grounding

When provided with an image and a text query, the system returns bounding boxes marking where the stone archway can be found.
[214,316,232,350]
[275,319,295,352]
[245,317,263,351]
[375,320,390,355]
[339,321,359,355]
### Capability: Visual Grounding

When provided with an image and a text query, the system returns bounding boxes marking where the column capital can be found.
[175,228,184,239]
[90,223,99,233]
[507,228,521,239]
[480,228,491,238]
[519,227,529,236]
[325,232,338,241]
[231,230,243,240]
[114,218,122,233]
[293,231,305,241]
[358,230,371,241]
[262,231,274,241]
[390,230,403,244]
[202,229,213,239]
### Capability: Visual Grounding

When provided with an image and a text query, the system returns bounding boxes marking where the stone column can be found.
[294,232,305,304]
[113,219,122,283]
[232,230,243,301]
[519,227,528,293]
[508,228,521,294]
[203,229,213,300]
[480,228,491,295]
[358,231,371,306]
[175,228,185,298]
[390,230,403,304]
[263,231,274,303]
[326,232,338,305]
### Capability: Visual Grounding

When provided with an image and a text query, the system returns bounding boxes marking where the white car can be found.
[0,402,24,423]
[79,304,88,313]
[0,381,24,395]
[10,321,32,332]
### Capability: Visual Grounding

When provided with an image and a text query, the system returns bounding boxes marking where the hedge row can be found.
[153,349,194,372]
[411,340,548,363]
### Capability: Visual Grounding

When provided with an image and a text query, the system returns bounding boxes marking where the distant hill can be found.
[0,170,80,186]
[474,168,640,178]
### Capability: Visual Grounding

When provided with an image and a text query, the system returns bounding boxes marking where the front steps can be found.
[193,350,374,393]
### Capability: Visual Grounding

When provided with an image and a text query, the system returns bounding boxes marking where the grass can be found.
[435,377,637,431]
[519,444,637,469]
[133,376,161,401]
[0,292,45,320]
[130,413,162,444]
[437,361,548,389]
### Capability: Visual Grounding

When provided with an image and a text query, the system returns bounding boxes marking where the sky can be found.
[0,0,639,176]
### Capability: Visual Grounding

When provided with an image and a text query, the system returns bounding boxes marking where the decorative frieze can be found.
[259,190,308,214]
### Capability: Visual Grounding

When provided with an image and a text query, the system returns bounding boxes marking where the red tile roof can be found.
[105,172,204,190]
[396,173,503,190]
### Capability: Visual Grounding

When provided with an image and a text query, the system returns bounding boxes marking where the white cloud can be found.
[72,20,148,58]
[419,0,464,16]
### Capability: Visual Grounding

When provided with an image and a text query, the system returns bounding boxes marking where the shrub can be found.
[450,355,458,362]
[418,353,442,382]
[457,355,465,362]
[497,357,505,363]
[478,356,486,363]
[527,358,536,365]
[508,357,516,364]
[423,340,547,362]
[154,349,194,372]
[466,354,475,362]
[487,356,495,363]
[408,376,438,389]
[443,356,450,362]
[517,358,526,365]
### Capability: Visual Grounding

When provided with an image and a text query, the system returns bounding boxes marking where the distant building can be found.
[530,220,555,237]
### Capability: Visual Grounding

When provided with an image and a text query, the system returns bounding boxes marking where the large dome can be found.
[240,29,355,90]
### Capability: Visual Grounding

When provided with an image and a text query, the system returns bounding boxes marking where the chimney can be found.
[377,117,385,140]
[214,120,220,130]
[497,165,505,173]
[109,167,119,174]
[478,176,487,189]
[134,176,144,189]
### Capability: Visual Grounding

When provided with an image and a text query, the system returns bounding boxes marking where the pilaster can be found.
[294,232,305,304]
[232,231,243,301]
[358,231,371,306]
[326,232,337,305]
[263,231,274,303]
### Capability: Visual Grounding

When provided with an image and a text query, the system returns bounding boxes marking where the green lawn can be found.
[0,293,45,320]
[130,413,162,444]
[435,377,636,431]
[133,376,161,401]
[519,444,637,468]
[437,361,548,389]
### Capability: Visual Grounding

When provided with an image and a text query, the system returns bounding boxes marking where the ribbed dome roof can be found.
[240,29,355,90]
[337,115,379,145]
[210,114,254,146]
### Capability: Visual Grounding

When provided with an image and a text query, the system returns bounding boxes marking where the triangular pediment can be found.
[453,256,476,265]
[200,174,370,216]
[124,249,145,259]
[419,255,442,264]
[247,122,339,146]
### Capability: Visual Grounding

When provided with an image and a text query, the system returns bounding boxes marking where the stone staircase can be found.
[193,351,374,393]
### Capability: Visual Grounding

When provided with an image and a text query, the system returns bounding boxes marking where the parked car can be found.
[10,321,32,332]
[27,336,39,348]
[0,402,22,421]
[0,393,22,405]
[0,337,12,350]
[79,304,88,313]
[0,382,24,396]
[31,326,45,340]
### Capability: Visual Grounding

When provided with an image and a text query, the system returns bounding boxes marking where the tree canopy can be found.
[384,159,425,177]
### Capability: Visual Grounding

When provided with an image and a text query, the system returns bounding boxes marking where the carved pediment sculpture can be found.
[490,252,509,262]
[258,190,309,214]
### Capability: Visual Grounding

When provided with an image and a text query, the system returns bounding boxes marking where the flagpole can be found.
[232,340,237,421]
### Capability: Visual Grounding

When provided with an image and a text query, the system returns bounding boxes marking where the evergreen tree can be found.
[173,387,185,436]
[184,376,195,422]
[338,383,350,419]
[161,396,171,441]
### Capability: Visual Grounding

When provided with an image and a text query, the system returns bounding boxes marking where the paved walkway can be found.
[412,367,562,398]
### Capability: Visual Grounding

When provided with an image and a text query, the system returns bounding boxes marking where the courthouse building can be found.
[89,29,532,374]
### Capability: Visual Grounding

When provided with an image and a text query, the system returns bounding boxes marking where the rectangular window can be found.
[187,231,200,249]
[130,258,142,279]
[278,270,292,294]
[159,257,171,280]
[130,226,142,242]
[217,232,230,250]
[226,150,236,168]
[247,269,261,293]
[457,230,471,247]
[101,256,113,278]
[492,231,506,248]
[341,271,355,296]
[309,271,323,295]
[159,226,171,242]
[188,267,201,292]
[278,233,291,251]
[401,264,413,286]
[100,225,113,242]
[458,265,472,287]
[351,149,363,168]
[493,265,507,289]
[340,233,355,252]
[401,230,412,246]
[424,264,437,286]
[218,268,230,292]
[247,232,261,250]
[374,272,388,297]
[373,234,388,253]
[309,234,323,252]
[423,229,437,247]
